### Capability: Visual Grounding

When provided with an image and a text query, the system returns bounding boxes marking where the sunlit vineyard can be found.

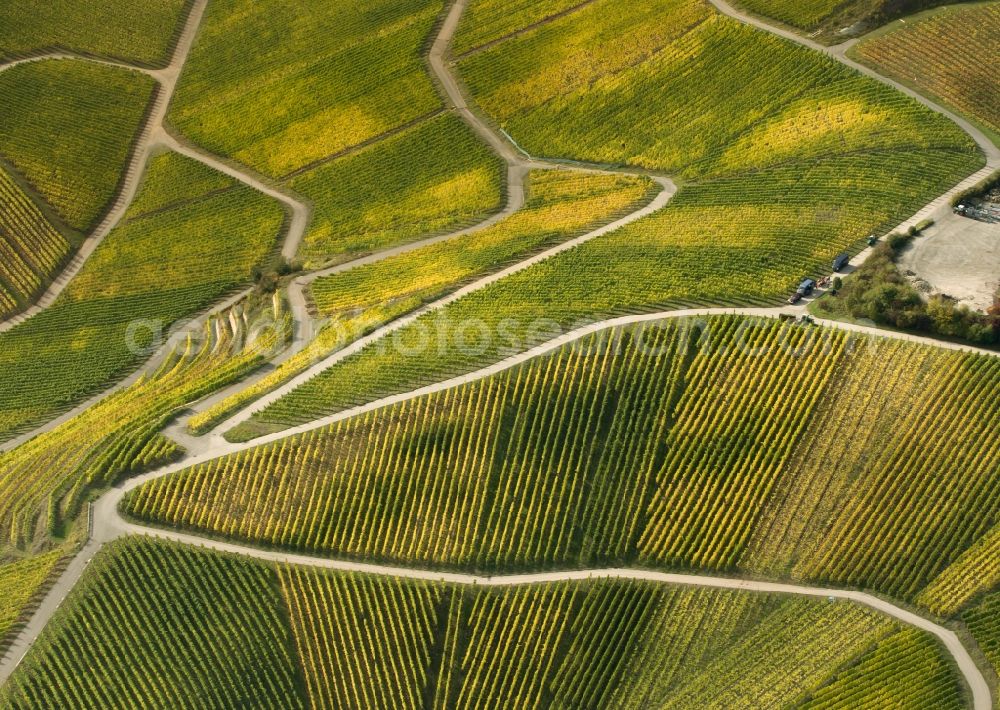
[308,170,655,317]
[170,0,444,178]
[0,59,155,232]
[917,524,1000,617]
[798,628,963,709]
[0,0,189,66]
[642,332,1000,600]
[279,566,440,709]
[452,0,593,56]
[131,317,1000,608]
[287,114,503,265]
[127,319,695,567]
[229,0,984,439]
[201,169,655,438]
[0,151,284,441]
[0,297,287,550]
[854,2,1000,136]
[0,168,72,320]
[735,0,846,30]
[3,538,963,708]
[0,549,64,649]
[456,0,979,178]
[240,146,975,436]
[0,539,304,708]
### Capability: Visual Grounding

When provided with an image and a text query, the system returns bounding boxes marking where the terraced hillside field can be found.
[169,0,445,178]
[236,0,984,436]
[0,168,72,320]
[127,317,1000,606]
[733,0,972,38]
[0,297,287,552]
[0,538,965,709]
[853,2,1000,139]
[0,0,189,66]
[288,114,504,265]
[0,152,284,441]
[0,58,155,233]
[194,169,656,435]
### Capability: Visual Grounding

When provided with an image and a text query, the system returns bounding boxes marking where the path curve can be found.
[0,0,210,334]
[0,52,161,79]
[2,1,999,705]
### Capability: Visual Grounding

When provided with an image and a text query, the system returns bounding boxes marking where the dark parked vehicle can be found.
[788,292,803,305]
[797,278,816,296]
[832,252,850,272]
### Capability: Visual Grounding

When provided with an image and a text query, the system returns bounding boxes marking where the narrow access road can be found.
[2,2,998,706]
[210,175,677,436]
[161,134,309,261]
[4,480,989,710]
[0,52,160,78]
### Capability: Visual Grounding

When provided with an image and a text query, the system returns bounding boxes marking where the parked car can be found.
[788,292,803,305]
[797,278,816,296]
[832,252,850,272]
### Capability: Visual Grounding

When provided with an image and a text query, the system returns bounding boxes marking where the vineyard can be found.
[853,2,1000,138]
[964,591,1000,679]
[1,0,999,704]
[227,0,984,437]
[0,151,284,441]
[279,566,440,709]
[286,114,503,266]
[0,58,155,232]
[455,0,979,178]
[798,629,964,709]
[0,168,72,320]
[0,0,189,66]
[0,537,966,708]
[169,0,444,178]
[129,316,1000,610]
[206,168,655,439]
[125,320,695,567]
[0,550,63,649]
[0,539,304,708]
[0,296,288,551]
[917,524,1000,617]
[308,170,655,317]
[451,0,595,56]
[734,0,845,30]
[239,146,975,436]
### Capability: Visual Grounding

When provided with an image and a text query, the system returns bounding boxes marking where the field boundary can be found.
[3,1,1000,706]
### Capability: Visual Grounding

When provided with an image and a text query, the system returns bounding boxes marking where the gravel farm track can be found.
[0,0,998,707]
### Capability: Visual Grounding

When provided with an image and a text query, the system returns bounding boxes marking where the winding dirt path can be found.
[1,0,999,706]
